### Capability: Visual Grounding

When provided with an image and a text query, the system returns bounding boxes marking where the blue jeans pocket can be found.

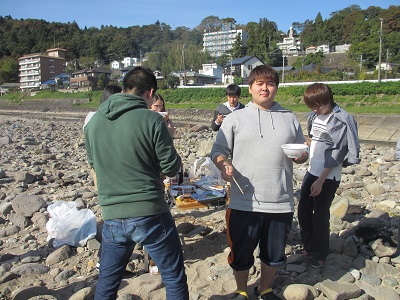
[134,214,168,245]
[102,213,171,246]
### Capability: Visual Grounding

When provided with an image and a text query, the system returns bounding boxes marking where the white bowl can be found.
[281,144,308,158]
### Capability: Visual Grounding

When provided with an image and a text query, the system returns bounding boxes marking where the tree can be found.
[303,52,326,66]
[196,16,222,32]
[0,56,19,84]
[230,33,246,58]
[97,73,107,90]
[166,75,179,88]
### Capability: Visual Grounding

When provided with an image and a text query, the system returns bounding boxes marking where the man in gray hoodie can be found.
[211,65,308,300]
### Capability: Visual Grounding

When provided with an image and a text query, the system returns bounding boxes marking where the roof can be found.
[223,56,261,68]
[51,73,70,79]
[72,68,111,75]
[272,66,294,72]
[0,82,20,89]
[41,80,57,85]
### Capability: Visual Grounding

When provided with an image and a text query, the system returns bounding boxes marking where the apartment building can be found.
[203,23,248,58]
[19,48,66,91]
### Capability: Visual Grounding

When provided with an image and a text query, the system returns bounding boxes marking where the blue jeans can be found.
[94,212,189,300]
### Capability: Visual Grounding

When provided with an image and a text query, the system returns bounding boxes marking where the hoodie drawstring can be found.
[269,111,275,130]
[257,108,263,138]
[257,108,276,138]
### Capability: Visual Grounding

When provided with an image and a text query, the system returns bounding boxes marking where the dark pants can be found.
[298,171,339,261]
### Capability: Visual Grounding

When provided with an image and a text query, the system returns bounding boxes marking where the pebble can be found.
[0,110,399,299]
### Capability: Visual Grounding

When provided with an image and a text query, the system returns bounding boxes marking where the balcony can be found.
[19,58,40,65]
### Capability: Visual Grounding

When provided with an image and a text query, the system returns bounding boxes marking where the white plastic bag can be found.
[191,157,221,179]
[46,201,97,247]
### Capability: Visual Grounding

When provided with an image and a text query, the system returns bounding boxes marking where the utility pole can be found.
[180,45,186,86]
[230,54,233,84]
[378,18,383,83]
[385,48,389,79]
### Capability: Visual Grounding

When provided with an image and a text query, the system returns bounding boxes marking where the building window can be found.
[248,65,252,71]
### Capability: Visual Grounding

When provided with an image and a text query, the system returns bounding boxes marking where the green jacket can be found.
[84,93,181,220]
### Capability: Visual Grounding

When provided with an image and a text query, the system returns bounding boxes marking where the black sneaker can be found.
[230,290,248,299]
[254,287,281,299]
[309,256,324,268]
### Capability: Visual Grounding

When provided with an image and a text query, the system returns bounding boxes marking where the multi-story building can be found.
[19,48,66,91]
[203,23,248,58]
[70,68,112,91]
[277,27,303,56]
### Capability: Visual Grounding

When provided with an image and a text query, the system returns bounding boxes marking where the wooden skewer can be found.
[225,166,244,194]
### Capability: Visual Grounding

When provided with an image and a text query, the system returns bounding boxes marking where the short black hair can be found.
[226,84,241,97]
[100,84,122,103]
[122,66,157,96]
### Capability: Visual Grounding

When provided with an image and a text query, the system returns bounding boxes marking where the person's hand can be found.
[310,178,323,197]
[163,113,169,123]
[216,114,225,125]
[293,142,309,164]
[293,150,309,164]
[222,165,234,182]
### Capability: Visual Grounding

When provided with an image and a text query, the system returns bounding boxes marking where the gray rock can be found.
[45,245,72,265]
[286,263,307,274]
[0,202,13,216]
[15,171,37,184]
[69,286,95,300]
[54,269,75,282]
[11,263,50,275]
[343,236,358,258]
[0,136,12,145]
[370,238,397,258]
[283,283,319,300]
[8,212,30,229]
[316,279,362,300]
[0,224,20,237]
[12,194,47,217]
[329,237,345,254]
[365,183,385,196]
[360,273,382,286]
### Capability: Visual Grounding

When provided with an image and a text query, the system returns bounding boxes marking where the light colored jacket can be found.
[307,104,361,168]
[211,101,305,213]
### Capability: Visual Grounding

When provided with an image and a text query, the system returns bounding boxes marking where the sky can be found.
[0,0,397,31]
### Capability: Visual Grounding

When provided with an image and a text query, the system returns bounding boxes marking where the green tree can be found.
[97,73,107,89]
[166,75,179,88]
[0,56,19,84]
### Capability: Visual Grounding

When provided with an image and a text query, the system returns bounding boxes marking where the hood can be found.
[245,101,292,138]
[97,93,148,120]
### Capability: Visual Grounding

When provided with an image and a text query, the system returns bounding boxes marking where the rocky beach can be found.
[0,106,400,300]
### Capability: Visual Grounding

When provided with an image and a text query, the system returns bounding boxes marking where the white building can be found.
[111,60,122,69]
[199,63,223,83]
[203,23,248,58]
[317,44,330,54]
[122,57,139,68]
[277,27,303,56]
[222,56,264,84]
[334,44,351,53]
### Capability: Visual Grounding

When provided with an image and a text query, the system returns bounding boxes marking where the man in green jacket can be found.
[85,66,188,300]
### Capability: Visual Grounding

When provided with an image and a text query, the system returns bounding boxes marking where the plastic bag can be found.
[46,201,97,248]
[191,157,221,179]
